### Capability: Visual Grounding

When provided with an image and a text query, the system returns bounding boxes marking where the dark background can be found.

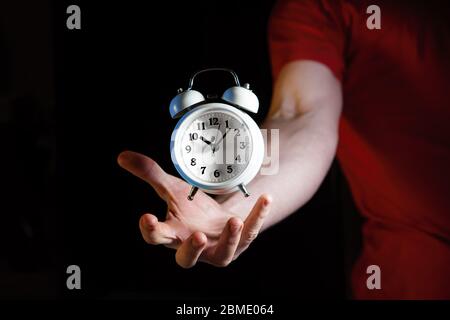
[0,0,360,299]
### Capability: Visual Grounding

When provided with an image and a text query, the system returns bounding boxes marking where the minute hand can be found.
[213,128,231,153]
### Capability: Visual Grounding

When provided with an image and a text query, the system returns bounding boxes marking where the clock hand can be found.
[214,124,222,142]
[200,136,214,154]
[210,124,222,154]
[200,136,212,145]
[213,128,231,154]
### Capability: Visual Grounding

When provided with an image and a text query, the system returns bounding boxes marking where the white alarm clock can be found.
[169,68,264,201]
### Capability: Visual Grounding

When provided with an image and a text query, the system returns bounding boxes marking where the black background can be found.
[0,0,359,300]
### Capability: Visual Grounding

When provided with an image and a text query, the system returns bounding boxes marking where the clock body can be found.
[170,102,264,195]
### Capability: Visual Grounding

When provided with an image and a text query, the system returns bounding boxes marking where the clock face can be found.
[180,110,253,183]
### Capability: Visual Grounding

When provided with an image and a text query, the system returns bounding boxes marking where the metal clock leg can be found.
[238,184,250,197]
[187,186,199,201]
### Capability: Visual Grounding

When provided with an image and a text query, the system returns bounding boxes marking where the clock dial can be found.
[180,111,252,183]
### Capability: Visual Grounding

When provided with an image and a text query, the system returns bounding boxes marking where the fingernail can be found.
[142,219,150,230]
[192,236,204,248]
[230,221,242,233]
[142,216,155,230]
[118,152,129,164]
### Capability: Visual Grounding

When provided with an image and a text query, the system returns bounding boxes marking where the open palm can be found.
[118,151,271,268]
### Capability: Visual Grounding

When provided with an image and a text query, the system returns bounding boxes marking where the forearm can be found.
[222,107,339,231]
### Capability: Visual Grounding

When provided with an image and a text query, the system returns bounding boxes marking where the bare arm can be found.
[222,60,342,230]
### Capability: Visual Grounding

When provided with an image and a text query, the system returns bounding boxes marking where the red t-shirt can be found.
[269,0,450,298]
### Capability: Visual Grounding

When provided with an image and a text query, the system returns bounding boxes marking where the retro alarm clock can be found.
[169,68,264,201]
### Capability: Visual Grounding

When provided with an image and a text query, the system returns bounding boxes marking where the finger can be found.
[117,151,175,199]
[139,213,177,246]
[211,217,243,267]
[237,194,272,255]
[175,232,207,268]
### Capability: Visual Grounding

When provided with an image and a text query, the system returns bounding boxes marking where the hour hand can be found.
[200,136,212,145]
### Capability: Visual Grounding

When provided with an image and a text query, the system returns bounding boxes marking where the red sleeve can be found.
[268,0,347,81]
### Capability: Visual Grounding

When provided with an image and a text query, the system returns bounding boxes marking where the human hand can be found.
[117,150,272,268]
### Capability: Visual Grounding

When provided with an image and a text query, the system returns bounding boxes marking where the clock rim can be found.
[170,102,264,194]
